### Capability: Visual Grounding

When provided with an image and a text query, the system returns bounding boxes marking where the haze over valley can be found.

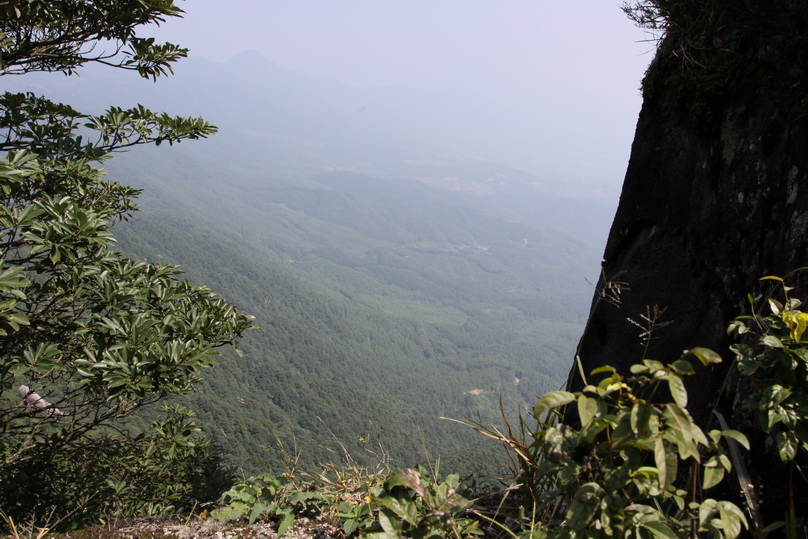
[9,3,808,534]
[3,5,648,472]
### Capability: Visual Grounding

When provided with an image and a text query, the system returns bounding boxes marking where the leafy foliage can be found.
[729,276,808,462]
[0,0,189,78]
[211,465,480,538]
[0,0,251,530]
[469,354,750,538]
[200,286,808,537]
[467,280,808,536]
[358,467,480,538]
[211,472,333,536]
[2,404,230,527]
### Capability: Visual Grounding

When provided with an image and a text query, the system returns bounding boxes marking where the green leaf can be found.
[248,503,271,525]
[277,511,295,536]
[728,320,749,335]
[762,335,784,348]
[566,483,604,530]
[776,431,798,462]
[763,521,786,533]
[720,430,750,450]
[642,359,665,373]
[385,468,425,497]
[377,508,403,535]
[654,438,669,492]
[641,520,679,539]
[630,402,653,436]
[668,374,688,407]
[364,530,400,539]
[716,501,748,538]
[211,504,247,523]
[763,384,792,407]
[577,395,598,427]
[534,390,576,416]
[343,518,360,536]
[376,490,418,525]
[684,347,722,365]
[703,458,725,490]
[669,359,694,375]
[664,404,706,460]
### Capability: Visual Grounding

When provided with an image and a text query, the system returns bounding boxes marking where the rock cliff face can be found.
[571,2,808,518]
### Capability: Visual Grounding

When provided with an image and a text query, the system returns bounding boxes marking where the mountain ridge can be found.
[9,51,608,473]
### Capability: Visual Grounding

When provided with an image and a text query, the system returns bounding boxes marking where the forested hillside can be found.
[8,2,808,535]
[6,52,613,474]
[110,147,595,474]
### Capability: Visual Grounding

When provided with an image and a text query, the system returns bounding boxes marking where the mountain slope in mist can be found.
[10,52,613,472]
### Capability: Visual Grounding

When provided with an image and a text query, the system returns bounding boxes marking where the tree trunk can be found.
[570,2,808,523]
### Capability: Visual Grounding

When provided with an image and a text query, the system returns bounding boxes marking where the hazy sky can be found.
[149,1,656,185]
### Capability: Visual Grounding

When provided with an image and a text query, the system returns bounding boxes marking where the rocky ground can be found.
[56,511,343,539]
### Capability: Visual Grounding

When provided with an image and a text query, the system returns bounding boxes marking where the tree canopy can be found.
[0,0,253,528]
[0,0,187,78]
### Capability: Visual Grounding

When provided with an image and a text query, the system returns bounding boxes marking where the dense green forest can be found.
[0,0,690,532]
[4,1,808,536]
[0,27,613,528]
[109,141,594,473]
[6,49,614,475]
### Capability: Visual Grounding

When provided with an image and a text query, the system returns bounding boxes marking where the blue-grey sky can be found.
[150,1,655,186]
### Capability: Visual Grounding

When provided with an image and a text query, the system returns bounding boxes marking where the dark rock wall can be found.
[574,92,808,415]
[570,2,808,519]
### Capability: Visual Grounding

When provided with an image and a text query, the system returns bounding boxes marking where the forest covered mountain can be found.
[9,3,808,535]
[8,52,615,474]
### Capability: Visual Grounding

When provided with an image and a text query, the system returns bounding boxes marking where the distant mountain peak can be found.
[225,49,271,65]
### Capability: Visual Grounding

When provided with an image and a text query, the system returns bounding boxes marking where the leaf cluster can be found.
[0,92,216,163]
[0,0,251,531]
[356,467,480,538]
[0,0,188,79]
[471,351,748,538]
[532,353,746,537]
[211,472,333,536]
[1,404,229,529]
[210,465,480,538]
[729,276,808,462]
[0,136,251,508]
